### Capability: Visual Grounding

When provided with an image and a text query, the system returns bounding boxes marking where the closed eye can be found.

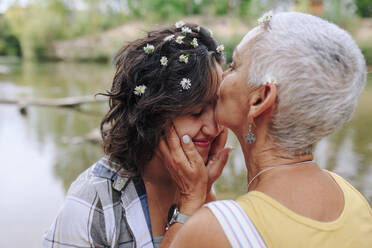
[191,108,204,118]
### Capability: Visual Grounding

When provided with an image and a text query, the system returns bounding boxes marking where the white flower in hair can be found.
[216,44,224,54]
[160,56,168,66]
[175,20,185,28]
[143,44,155,54]
[164,34,175,42]
[134,85,147,96]
[182,26,192,35]
[180,78,191,90]
[264,76,277,85]
[258,10,273,25]
[179,54,189,64]
[195,26,201,32]
[175,36,185,44]
[190,38,199,48]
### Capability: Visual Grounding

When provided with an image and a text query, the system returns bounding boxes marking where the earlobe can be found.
[247,84,277,120]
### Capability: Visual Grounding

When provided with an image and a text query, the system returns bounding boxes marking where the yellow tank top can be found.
[236,171,372,248]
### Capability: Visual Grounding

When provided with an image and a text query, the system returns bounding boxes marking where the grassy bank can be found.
[360,42,372,66]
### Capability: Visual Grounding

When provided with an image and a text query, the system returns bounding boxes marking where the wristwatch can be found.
[165,204,189,231]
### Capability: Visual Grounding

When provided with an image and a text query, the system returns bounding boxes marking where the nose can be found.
[201,106,219,137]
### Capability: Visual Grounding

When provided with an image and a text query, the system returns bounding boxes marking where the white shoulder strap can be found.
[205,200,266,248]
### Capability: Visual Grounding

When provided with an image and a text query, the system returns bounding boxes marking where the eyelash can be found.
[191,109,204,118]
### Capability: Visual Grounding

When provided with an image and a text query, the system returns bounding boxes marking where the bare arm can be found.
[161,207,231,248]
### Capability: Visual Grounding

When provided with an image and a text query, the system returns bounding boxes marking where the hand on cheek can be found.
[159,125,208,214]
[172,118,190,143]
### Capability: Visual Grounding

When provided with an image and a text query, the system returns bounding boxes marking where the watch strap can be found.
[165,205,189,231]
[175,212,189,224]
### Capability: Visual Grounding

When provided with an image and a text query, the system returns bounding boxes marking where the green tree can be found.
[5,2,69,59]
[0,14,21,56]
[356,0,372,17]
[323,0,358,29]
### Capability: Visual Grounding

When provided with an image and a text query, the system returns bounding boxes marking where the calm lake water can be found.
[0,61,371,247]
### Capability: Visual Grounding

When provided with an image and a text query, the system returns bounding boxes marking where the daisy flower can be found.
[180,78,191,90]
[182,26,192,35]
[164,34,175,42]
[258,10,273,25]
[143,44,155,54]
[175,36,185,44]
[190,38,199,48]
[195,26,201,32]
[179,54,189,64]
[264,76,277,85]
[160,56,168,66]
[175,20,185,28]
[134,85,147,96]
[216,44,224,54]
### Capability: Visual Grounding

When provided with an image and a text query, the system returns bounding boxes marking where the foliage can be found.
[323,0,359,29]
[5,3,68,59]
[238,0,252,17]
[355,0,372,17]
[3,0,129,59]
[360,42,372,65]
[0,0,368,61]
[140,0,193,21]
[217,36,242,65]
[248,0,296,18]
[0,14,21,56]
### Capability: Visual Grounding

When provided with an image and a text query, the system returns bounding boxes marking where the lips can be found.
[193,139,211,148]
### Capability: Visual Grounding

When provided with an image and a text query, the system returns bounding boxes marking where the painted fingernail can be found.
[182,135,191,144]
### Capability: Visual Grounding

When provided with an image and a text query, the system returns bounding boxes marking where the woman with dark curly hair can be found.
[43,22,230,248]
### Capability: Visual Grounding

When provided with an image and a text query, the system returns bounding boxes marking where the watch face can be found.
[167,204,177,223]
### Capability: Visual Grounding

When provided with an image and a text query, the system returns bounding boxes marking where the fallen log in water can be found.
[0,95,107,108]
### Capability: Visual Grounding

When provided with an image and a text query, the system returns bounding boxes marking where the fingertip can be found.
[182,135,191,144]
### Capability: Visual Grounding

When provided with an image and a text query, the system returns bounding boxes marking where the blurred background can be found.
[0,0,371,247]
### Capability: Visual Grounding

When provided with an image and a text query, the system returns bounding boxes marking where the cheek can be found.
[217,77,249,128]
[173,117,201,138]
[219,77,238,105]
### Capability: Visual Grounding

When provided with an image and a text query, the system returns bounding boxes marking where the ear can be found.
[247,84,277,122]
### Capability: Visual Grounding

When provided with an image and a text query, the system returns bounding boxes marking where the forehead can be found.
[186,62,220,112]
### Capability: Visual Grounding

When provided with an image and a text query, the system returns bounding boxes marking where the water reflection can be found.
[0,62,112,247]
[0,62,371,247]
[0,104,64,247]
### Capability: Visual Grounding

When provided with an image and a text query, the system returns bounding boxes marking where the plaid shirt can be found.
[43,157,161,248]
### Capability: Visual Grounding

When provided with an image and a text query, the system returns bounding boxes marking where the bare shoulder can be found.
[170,206,230,248]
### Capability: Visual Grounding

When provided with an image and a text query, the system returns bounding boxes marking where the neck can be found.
[142,155,179,236]
[235,129,314,190]
[142,155,179,204]
[142,155,175,187]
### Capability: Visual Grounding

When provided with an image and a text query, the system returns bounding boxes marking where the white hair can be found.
[246,12,366,156]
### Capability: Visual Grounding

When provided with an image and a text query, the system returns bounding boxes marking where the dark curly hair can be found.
[100,23,224,175]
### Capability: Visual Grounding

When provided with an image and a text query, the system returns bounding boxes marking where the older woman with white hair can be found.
[158,12,372,248]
